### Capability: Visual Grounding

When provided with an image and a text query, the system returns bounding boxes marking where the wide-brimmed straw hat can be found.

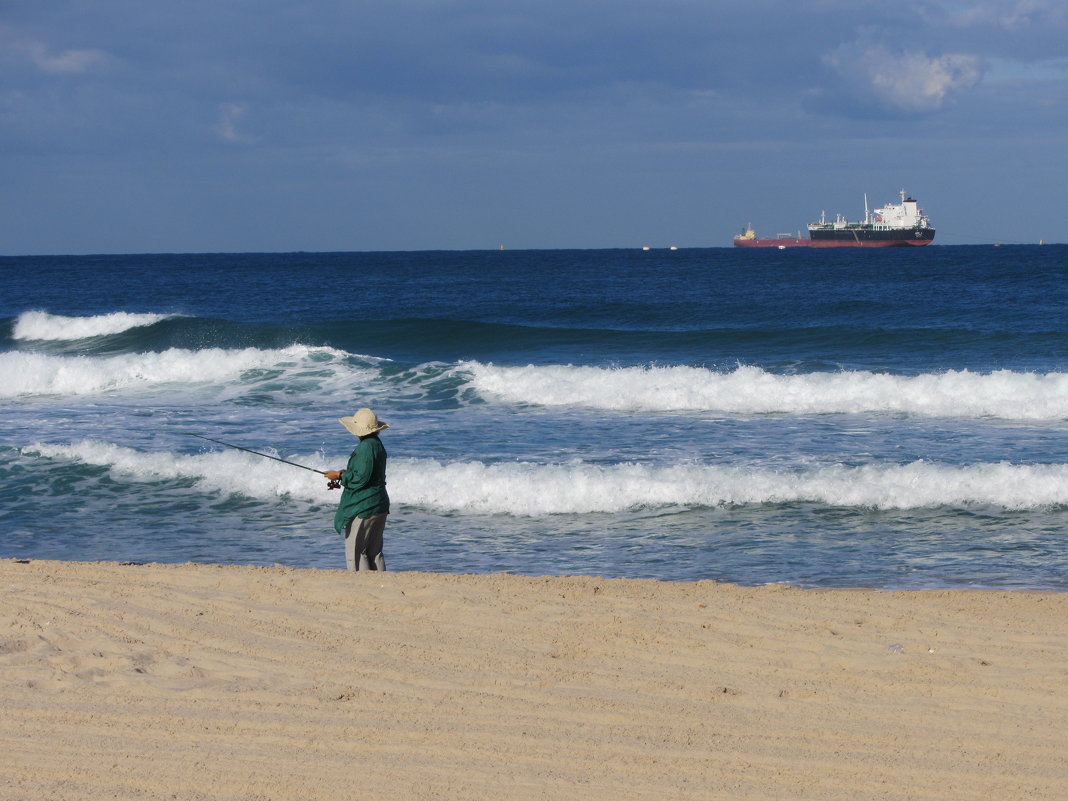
[339,408,389,437]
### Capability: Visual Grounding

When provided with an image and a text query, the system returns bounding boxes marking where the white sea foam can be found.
[12,310,177,340]
[394,458,1068,513]
[461,362,1068,420]
[22,440,329,500]
[23,441,1068,514]
[0,345,357,398]
[11,348,1068,421]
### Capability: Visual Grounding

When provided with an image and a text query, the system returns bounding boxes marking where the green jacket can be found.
[333,434,389,533]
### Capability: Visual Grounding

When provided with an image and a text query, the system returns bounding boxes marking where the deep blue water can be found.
[2,245,1067,588]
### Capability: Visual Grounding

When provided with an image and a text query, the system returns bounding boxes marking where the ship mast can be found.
[864,193,870,225]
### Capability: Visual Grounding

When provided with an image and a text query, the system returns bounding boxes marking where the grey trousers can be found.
[344,514,387,572]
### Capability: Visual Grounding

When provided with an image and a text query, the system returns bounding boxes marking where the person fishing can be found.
[323,408,390,571]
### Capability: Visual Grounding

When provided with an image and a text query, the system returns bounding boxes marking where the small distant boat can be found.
[734,190,936,248]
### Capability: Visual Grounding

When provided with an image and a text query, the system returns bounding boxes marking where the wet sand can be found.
[2,558,1066,800]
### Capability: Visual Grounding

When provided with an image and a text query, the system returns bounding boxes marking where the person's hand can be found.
[324,470,342,481]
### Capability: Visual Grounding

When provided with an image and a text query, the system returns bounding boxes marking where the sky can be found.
[2,0,1066,253]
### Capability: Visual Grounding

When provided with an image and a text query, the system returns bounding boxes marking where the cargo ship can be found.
[732,227,809,248]
[734,191,935,248]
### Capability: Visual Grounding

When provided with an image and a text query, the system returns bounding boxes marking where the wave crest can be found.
[462,362,1068,420]
[0,345,356,398]
[12,310,178,341]
[396,458,1068,513]
[22,441,1068,514]
[9,343,1068,422]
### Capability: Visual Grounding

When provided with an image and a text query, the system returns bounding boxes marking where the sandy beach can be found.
[2,558,1066,800]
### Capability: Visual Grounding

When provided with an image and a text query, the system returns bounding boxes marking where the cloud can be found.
[915,1,1068,60]
[816,41,984,117]
[20,40,108,74]
[215,102,250,143]
[933,0,1060,30]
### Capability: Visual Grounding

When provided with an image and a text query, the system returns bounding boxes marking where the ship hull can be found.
[808,227,935,247]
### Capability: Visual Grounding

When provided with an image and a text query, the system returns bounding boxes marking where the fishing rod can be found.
[186,433,341,489]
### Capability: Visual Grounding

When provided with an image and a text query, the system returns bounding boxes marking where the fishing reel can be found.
[326,479,341,490]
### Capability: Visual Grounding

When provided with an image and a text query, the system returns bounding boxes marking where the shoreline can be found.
[3,558,1067,799]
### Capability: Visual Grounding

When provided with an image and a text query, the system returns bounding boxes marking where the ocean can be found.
[2,246,1067,589]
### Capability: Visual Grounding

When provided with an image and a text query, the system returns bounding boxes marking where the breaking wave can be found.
[461,362,1068,420]
[0,345,360,398]
[7,339,1068,422]
[23,440,1068,514]
[11,310,179,341]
